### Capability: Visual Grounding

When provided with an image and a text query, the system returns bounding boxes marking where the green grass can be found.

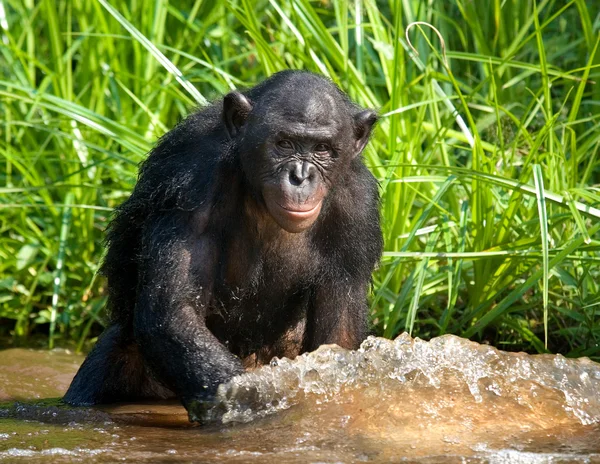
[0,0,599,357]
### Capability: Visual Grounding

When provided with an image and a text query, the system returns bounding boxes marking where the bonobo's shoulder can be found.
[343,159,380,209]
[318,159,380,231]
[148,103,226,161]
[130,102,232,212]
[313,159,382,278]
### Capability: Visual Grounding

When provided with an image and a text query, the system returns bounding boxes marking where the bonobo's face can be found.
[223,72,377,233]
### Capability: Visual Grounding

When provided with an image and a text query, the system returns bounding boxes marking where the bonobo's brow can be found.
[276,125,335,141]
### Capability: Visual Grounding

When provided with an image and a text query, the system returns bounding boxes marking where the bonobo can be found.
[64,70,382,422]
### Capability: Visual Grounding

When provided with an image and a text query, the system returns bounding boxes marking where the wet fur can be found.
[64,71,382,410]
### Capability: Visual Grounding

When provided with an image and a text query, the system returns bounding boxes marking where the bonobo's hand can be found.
[184,397,219,424]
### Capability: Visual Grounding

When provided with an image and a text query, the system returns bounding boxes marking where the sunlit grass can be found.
[0,0,599,357]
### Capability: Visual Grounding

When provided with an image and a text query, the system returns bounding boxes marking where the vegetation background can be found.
[0,0,599,357]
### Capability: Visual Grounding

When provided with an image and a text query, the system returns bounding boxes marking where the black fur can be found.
[64,71,382,421]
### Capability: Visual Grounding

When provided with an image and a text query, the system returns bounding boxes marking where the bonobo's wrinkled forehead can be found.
[246,71,354,134]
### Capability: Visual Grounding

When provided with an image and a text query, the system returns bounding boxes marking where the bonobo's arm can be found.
[305,164,381,352]
[134,212,243,422]
[304,280,369,351]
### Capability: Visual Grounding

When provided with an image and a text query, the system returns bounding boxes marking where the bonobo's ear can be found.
[223,91,253,138]
[353,109,378,157]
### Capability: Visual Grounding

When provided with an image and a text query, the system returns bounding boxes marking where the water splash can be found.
[214,334,600,425]
[2,335,600,462]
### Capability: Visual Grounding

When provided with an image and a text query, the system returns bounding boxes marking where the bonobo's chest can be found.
[220,225,319,293]
[205,229,319,359]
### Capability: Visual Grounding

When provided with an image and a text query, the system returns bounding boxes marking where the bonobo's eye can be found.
[314,143,331,154]
[277,140,294,151]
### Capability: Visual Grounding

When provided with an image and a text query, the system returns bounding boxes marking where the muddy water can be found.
[1,335,600,463]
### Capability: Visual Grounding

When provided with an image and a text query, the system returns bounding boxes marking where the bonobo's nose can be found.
[289,161,316,186]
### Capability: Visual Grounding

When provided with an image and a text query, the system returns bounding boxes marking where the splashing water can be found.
[2,334,600,462]
[214,334,600,426]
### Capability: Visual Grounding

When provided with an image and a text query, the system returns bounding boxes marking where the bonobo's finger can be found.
[185,398,219,424]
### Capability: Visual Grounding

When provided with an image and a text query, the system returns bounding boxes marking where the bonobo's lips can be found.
[263,193,323,232]
[275,201,322,220]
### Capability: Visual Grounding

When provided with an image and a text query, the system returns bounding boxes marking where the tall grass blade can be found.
[533,164,549,348]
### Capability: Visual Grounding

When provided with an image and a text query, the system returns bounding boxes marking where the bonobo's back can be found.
[101,103,228,325]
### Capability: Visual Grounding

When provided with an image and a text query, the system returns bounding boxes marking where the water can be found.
[1,334,600,463]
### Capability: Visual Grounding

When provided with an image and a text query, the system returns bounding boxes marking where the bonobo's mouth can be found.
[275,201,322,220]
[263,194,323,233]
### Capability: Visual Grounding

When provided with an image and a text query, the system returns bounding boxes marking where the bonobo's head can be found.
[223,71,377,233]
